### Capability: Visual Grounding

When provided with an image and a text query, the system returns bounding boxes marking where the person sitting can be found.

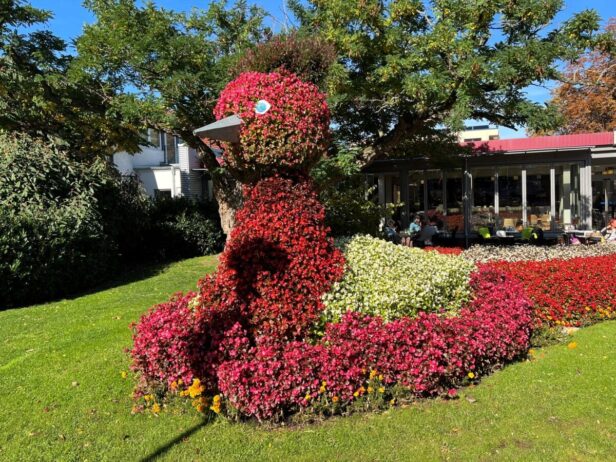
[414,218,438,247]
[601,218,616,243]
[408,216,421,235]
[530,220,545,245]
[514,219,524,233]
[384,218,402,245]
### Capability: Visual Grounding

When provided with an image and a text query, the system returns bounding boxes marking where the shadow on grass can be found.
[140,419,210,462]
[1,257,190,312]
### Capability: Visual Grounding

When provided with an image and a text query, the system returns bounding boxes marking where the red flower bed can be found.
[486,254,616,326]
[217,267,533,421]
[426,246,463,256]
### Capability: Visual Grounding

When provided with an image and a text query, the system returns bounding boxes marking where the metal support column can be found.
[400,169,410,229]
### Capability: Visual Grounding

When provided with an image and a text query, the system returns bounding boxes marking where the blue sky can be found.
[28,0,616,138]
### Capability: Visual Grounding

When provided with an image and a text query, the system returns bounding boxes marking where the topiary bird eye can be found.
[254,100,271,115]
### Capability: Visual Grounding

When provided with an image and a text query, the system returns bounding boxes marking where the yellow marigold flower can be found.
[151,403,161,414]
[120,371,128,379]
[170,381,178,391]
[178,379,183,385]
[378,374,384,381]
[353,391,359,398]
[210,404,221,414]
[179,390,188,398]
[378,387,385,394]
[196,404,205,413]
[144,394,154,402]
[367,386,374,394]
[319,386,326,394]
[212,395,221,404]
[528,349,536,356]
[467,372,475,379]
[389,398,396,405]
[188,378,205,398]
[321,380,327,386]
[305,393,311,401]
[332,396,339,403]
[568,341,578,350]
[369,369,378,380]
[359,386,365,394]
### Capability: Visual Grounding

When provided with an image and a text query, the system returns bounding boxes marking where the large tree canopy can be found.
[74,0,269,232]
[288,0,613,163]
[0,0,142,158]
[544,18,616,134]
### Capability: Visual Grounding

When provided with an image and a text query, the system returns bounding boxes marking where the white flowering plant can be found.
[461,243,616,263]
[322,235,476,322]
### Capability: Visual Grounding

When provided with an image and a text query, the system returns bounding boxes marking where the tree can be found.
[544,18,616,134]
[287,0,613,164]
[0,0,142,158]
[74,0,270,233]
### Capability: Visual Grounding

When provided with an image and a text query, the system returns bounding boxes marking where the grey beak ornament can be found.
[193,114,243,143]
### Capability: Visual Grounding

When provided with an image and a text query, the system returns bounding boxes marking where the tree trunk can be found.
[211,170,243,237]
[196,144,243,238]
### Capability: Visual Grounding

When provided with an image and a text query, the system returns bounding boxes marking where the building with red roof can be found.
[364,130,616,237]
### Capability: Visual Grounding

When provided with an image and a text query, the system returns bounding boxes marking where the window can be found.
[164,133,178,164]
[526,165,552,230]
[148,129,161,148]
[154,189,172,200]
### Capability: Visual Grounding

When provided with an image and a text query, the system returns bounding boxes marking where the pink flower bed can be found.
[217,267,533,421]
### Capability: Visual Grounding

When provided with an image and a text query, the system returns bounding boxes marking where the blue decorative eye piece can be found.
[254,99,271,115]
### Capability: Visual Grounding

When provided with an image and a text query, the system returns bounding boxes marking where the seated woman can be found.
[601,218,616,243]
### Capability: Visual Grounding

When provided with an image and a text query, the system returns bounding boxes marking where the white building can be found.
[113,129,213,201]
[457,125,500,143]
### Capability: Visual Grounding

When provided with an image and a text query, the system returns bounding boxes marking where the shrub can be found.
[232,32,336,88]
[213,72,330,180]
[148,197,224,259]
[312,151,381,237]
[486,255,616,327]
[0,134,115,307]
[322,235,475,322]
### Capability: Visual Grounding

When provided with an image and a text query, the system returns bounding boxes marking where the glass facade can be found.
[524,165,551,230]
[470,167,495,229]
[497,166,523,230]
[373,158,608,235]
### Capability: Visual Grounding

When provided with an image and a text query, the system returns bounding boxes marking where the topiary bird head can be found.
[197,72,330,183]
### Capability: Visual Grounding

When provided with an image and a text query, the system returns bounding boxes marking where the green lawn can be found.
[1,256,615,462]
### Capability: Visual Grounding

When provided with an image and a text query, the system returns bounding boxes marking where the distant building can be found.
[113,129,214,201]
[458,125,500,143]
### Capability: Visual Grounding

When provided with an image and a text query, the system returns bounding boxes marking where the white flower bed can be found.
[461,243,616,263]
[322,235,475,322]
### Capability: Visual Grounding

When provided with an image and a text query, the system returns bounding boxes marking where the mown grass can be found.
[1,255,615,461]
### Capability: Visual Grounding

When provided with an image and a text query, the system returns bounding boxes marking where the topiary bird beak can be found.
[193,114,243,143]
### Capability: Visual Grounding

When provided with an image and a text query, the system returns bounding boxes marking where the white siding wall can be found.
[114,141,202,199]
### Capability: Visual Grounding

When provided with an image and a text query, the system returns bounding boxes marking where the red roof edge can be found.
[467,131,615,154]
